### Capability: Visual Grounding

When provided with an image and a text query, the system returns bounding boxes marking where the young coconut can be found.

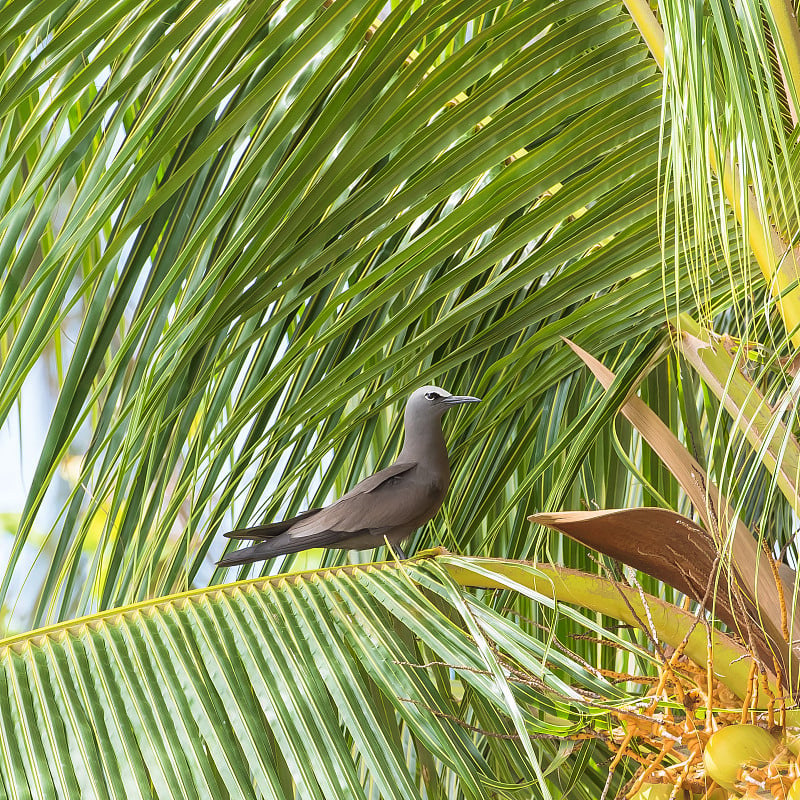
[702,724,780,791]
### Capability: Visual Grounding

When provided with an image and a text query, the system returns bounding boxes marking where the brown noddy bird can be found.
[217,386,480,566]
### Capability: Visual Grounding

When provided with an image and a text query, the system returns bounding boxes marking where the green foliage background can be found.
[1,0,798,795]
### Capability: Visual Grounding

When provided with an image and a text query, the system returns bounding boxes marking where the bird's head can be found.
[406,385,481,420]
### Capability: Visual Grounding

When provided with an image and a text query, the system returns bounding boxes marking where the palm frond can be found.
[0,556,649,799]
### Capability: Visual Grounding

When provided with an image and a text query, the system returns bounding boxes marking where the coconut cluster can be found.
[627,723,800,798]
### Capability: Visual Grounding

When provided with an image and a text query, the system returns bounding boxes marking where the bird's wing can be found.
[287,463,442,538]
[224,508,323,540]
[218,462,438,563]
[222,464,417,543]
[337,462,417,500]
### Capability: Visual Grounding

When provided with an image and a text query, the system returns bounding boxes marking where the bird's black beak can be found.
[443,395,481,406]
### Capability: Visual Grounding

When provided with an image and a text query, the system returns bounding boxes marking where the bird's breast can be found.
[421,470,448,505]
[427,476,446,497]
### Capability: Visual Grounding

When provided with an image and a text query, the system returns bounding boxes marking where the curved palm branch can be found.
[0,556,655,800]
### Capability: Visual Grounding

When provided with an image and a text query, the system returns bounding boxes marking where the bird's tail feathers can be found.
[216,544,266,568]
[217,528,368,567]
[223,508,322,541]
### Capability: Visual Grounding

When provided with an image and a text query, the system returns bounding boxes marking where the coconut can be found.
[702,724,779,791]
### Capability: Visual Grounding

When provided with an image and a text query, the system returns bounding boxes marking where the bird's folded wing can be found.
[287,464,437,538]
[337,462,417,500]
[223,464,416,542]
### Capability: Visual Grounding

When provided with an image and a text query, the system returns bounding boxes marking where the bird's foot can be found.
[389,544,406,560]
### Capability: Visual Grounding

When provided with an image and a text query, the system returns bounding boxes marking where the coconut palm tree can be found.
[1,0,799,796]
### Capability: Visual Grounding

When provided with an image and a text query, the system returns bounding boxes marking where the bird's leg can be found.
[384,539,406,560]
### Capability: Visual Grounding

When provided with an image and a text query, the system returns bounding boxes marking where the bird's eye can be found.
[425,391,440,401]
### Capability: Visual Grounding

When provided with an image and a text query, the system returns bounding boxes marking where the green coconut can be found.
[703,724,779,791]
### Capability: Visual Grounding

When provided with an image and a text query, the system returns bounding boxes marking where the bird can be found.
[217,386,480,566]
